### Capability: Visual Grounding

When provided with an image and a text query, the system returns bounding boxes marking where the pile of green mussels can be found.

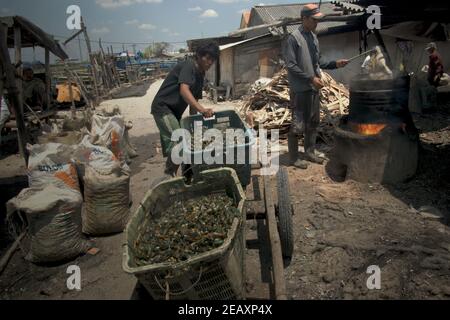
[134,193,240,266]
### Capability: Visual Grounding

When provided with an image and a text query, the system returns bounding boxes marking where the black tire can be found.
[276,166,294,258]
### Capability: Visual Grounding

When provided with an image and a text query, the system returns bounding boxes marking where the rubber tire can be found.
[276,166,294,258]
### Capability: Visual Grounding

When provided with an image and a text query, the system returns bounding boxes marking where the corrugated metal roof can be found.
[250,2,344,25]
[331,0,365,13]
[249,1,360,36]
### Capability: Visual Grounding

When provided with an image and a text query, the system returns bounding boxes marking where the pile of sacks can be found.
[6,111,136,264]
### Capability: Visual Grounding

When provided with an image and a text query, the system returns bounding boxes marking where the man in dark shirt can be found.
[426,42,444,87]
[151,42,218,177]
[284,4,348,169]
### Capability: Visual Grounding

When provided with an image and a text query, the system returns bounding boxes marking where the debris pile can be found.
[238,69,350,143]
[133,194,239,266]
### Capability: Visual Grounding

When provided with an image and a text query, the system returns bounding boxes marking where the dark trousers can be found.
[288,90,320,161]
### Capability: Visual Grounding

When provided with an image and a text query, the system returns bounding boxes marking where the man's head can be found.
[426,42,437,54]
[301,4,324,32]
[23,66,34,81]
[195,42,220,72]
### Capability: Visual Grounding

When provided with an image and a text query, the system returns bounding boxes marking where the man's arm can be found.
[179,84,213,118]
[284,36,313,81]
[319,53,338,70]
[178,62,214,118]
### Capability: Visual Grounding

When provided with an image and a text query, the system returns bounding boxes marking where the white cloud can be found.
[138,23,157,30]
[162,28,170,33]
[200,9,219,18]
[188,6,202,12]
[125,19,139,25]
[92,27,111,34]
[237,9,248,15]
[170,32,181,37]
[96,0,162,9]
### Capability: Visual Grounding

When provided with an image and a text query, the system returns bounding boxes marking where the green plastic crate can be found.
[123,168,246,300]
[180,110,255,187]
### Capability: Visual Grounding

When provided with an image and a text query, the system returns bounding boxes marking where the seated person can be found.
[1,96,11,143]
[22,65,47,110]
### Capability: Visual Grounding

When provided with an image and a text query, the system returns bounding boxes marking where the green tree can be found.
[144,42,170,58]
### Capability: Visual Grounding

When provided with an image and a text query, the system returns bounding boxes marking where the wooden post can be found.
[99,39,113,90]
[67,79,76,119]
[45,48,51,110]
[81,17,100,105]
[0,23,28,164]
[14,26,23,115]
[263,175,288,300]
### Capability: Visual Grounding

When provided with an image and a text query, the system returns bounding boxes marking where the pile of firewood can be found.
[238,69,350,144]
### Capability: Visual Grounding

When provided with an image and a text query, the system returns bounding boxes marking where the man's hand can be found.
[311,77,324,90]
[201,108,214,118]
[336,59,349,68]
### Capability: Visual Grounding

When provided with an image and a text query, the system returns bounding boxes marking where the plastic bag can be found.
[27,143,80,191]
[82,166,130,235]
[90,114,126,162]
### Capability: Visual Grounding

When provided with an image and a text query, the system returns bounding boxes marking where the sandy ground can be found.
[0,81,449,300]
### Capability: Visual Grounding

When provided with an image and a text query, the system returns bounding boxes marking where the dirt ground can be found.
[0,82,449,300]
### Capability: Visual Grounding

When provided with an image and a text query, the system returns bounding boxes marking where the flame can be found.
[349,123,387,136]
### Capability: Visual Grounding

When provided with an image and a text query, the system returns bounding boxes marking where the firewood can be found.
[239,69,349,144]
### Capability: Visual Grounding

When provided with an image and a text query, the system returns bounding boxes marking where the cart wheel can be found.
[276,166,294,258]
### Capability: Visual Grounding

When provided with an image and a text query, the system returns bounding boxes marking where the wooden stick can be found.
[0,231,26,275]
[263,175,288,300]
[66,67,93,110]
[63,28,84,46]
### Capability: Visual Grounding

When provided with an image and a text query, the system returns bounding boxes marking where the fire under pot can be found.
[328,75,420,184]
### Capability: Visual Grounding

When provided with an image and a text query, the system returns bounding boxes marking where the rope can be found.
[154,267,204,300]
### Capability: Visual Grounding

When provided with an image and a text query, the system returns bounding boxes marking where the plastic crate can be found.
[180,110,255,187]
[123,168,246,300]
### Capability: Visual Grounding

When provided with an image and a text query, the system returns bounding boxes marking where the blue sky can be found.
[0,0,310,61]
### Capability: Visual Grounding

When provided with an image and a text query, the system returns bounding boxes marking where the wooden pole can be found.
[99,39,113,90]
[81,17,100,105]
[45,48,51,110]
[0,23,28,164]
[66,77,76,119]
[263,175,288,300]
[14,26,23,115]
[63,28,84,46]
[0,231,26,276]
[67,68,93,110]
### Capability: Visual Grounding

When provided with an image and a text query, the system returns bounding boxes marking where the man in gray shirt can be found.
[284,4,348,169]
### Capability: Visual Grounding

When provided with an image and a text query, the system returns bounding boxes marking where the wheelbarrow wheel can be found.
[276,166,294,258]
